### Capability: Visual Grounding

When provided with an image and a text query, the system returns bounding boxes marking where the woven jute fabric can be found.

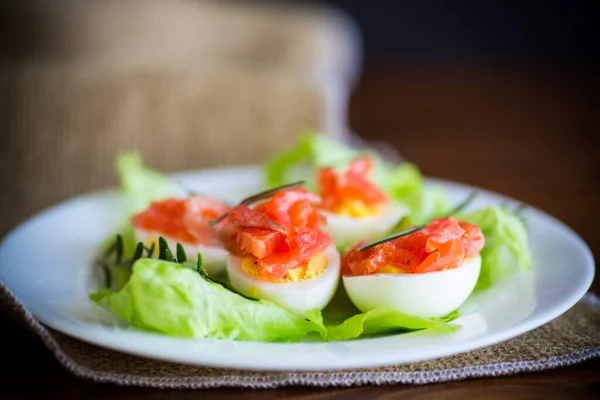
[0,0,360,238]
[1,278,598,388]
[0,66,328,236]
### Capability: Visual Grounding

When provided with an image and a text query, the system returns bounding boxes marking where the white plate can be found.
[0,166,594,371]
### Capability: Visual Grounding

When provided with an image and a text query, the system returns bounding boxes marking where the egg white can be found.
[226,244,341,317]
[321,202,409,249]
[134,228,228,276]
[342,254,481,318]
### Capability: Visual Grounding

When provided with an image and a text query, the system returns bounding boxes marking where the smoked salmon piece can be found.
[219,188,333,280]
[132,195,230,247]
[317,157,388,213]
[342,217,484,276]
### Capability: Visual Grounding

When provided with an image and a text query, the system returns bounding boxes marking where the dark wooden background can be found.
[1,62,598,398]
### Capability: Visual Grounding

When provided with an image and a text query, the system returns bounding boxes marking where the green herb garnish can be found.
[358,224,427,251]
[95,234,137,287]
[158,237,168,260]
[150,237,260,302]
[132,242,145,262]
[239,181,306,206]
[358,191,478,252]
[145,242,156,258]
[511,203,528,227]
[173,179,199,196]
[115,234,124,264]
[176,243,187,263]
[208,180,306,226]
[446,191,477,216]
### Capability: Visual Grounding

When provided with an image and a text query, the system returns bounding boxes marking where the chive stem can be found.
[446,191,477,216]
[132,242,144,262]
[145,242,156,258]
[239,181,306,206]
[208,180,306,226]
[358,191,479,252]
[164,248,174,262]
[358,224,426,252]
[115,234,124,264]
[158,236,169,260]
[173,179,199,196]
[176,243,187,262]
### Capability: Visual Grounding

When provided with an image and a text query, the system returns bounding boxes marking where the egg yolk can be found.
[333,199,384,219]
[317,157,389,219]
[378,265,409,274]
[241,252,328,283]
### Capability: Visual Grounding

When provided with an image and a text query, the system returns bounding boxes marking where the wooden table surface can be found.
[1,63,598,398]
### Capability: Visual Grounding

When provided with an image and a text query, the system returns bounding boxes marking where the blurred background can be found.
[320,0,596,65]
[0,0,597,269]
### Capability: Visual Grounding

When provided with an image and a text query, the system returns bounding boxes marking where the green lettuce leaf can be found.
[97,223,138,265]
[91,258,458,342]
[457,206,532,290]
[116,152,176,215]
[263,130,449,223]
[116,152,176,257]
[312,280,459,341]
[90,258,325,342]
[97,152,177,289]
[264,129,361,192]
[325,308,458,341]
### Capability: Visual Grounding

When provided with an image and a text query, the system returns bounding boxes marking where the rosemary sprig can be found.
[115,234,124,264]
[264,220,287,235]
[145,242,156,258]
[446,191,477,216]
[103,262,112,288]
[95,234,135,287]
[102,238,117,257]
[357,191,479,252]
[156,236,176,262]
[358,224,426,252]
[147,237,259,301]
[158,236,169,260]
[512,203,528,227]
[176,243,187,263]
[173,179,199,196]
[97,234,166,286]
[132,242,145,262]
[196,264,256,301]
[208,180,306,226]
[196,262,260,301]
[206,214,226,227]
[98,233,260,301]
[239,181,306,206]
[513,203,527,215]
[199,269,260,302]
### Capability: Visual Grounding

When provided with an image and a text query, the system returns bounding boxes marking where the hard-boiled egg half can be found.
[219,186,340,317]
[316,157,409,249]
[227,244,340,317]
[341,217,485,318]
[131,195,230,276]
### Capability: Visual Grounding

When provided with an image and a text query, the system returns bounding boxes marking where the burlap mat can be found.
[1,277,598,388]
